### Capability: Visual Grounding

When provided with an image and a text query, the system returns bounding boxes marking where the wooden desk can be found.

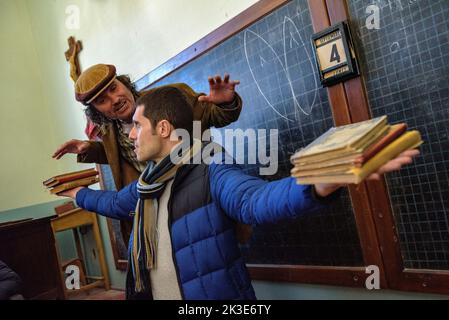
[51,208,110,298]
[0,216,65,299]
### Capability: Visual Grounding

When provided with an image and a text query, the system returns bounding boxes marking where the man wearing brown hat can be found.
[52,64,246,244]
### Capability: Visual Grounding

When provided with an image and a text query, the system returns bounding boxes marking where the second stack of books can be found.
[291,116,423,184]
[43,168,99,194]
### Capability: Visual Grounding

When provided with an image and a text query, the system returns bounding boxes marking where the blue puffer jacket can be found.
[76,151,337,300]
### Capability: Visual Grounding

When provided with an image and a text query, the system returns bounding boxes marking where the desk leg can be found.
[51,224,68,300]
[72,228,87,280]
[91,215,111,290]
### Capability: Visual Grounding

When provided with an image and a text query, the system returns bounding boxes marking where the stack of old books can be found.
[43,168,99,194]
[291,116,423,184]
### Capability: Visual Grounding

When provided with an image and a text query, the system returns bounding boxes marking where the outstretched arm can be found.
[209,153,338,225]
[209,149,420,225]
[57,182,139,220]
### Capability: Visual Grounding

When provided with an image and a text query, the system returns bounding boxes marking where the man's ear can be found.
[158,120,173,138]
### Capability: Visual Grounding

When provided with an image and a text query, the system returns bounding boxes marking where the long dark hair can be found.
[84,74,141,126]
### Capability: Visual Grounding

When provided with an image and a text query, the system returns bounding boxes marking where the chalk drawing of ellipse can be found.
[282,16,318,116]
[244,29,294,122]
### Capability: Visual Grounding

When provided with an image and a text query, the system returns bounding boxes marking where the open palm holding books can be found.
[312,148,419,197]
[291,116,422,190]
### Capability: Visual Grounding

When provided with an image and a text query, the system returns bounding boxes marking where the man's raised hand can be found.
[198,73,240,105]
[52,139,89,160]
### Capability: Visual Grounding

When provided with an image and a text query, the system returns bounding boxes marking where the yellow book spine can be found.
[350,130,423,183]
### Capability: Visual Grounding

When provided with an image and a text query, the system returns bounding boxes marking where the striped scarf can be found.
[129,139,202,294]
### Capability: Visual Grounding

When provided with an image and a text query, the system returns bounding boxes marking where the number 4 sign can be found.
[311,21,359,86]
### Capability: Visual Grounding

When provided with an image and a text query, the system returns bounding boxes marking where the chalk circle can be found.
[390,42,400,53]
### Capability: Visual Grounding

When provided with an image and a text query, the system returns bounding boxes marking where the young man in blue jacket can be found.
[59,86,419,300]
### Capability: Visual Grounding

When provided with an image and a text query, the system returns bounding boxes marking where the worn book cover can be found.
[49,176,99,194]
[292,124,390,166]
[291,162,355,177]
[291,116,388,162]
[43,168,97,187]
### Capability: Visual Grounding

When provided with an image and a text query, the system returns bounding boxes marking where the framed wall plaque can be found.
[311,21,359,86]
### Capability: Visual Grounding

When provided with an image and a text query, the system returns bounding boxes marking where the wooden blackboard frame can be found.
[136,0,449,295]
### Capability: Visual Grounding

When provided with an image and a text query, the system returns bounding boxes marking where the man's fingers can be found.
[198,95,210,102]
[52,139,88,158]
[389,155,414,167]
[365,149,419,181]
[399,149,420,157]
[228,80,241,90]
[53,146,67,157]
[367,173,381,181]
[55,151,66,160]
[208,74,240,88]
[377,159,406,175]
[53,143,71,158]
[376,149,419,174]
[53,140,76,156]
[52,145,67,157]
[52,149,64,159]
[396,156,413,165]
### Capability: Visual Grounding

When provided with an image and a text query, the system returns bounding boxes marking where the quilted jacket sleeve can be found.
[208,152,340,225]
[75,181,139,220]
